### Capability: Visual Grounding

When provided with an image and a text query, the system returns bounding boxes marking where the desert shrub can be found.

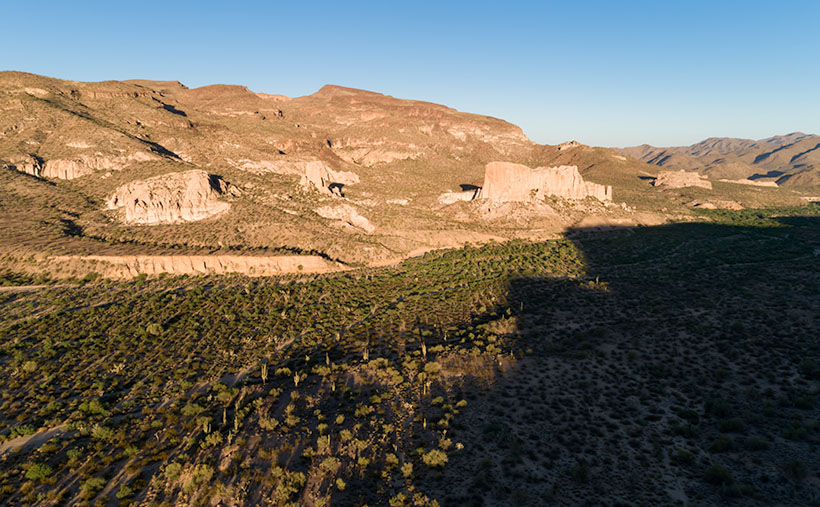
[181,403,204,417]
[91,425,115,442]
[671,449,695,465]
[745,436,770,451]
[718,418,745,433]
[422,449,448,468]
[570,463,590,483]
[704,464,733,485]
[165,462,182,481]
[786,460,807,480]
[709,435,735,453]
[116,485,133,499]
[259,417,278,431]
[80,477,106,496]
[24,463,52,482]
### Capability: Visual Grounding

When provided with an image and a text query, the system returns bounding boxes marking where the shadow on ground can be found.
[425,217,820,506]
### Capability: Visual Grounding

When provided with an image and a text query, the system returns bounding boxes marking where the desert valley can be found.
[0,69,818,506]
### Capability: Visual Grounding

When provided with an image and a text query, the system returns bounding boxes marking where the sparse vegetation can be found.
[0,195,818,505]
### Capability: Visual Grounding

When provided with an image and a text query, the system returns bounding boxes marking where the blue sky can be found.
[3,1,818,147]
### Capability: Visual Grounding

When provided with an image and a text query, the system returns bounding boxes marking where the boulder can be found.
[480,161,612,202]
[107,170,232,224]
[654,170,712,189]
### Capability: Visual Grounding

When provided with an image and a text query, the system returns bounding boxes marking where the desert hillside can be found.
[2,72,813,279]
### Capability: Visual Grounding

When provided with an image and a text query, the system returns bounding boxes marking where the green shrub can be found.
[165,462,182,481]
[116,485,133,499]
[24,463,52,482]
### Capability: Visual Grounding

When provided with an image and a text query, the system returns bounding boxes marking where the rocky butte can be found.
[106,170,234,225]
[480,161,612,202]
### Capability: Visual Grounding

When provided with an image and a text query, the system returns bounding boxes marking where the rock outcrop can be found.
[557,140,581,151]
[335,147,421,166]
[107,170,232,225]
[300,161,359,196]
[480,162,612,202]
[315,204,375,233]
[8,152,158,179]
[654,170,712,189]
[5,155,43,177]
[235,159,358,196]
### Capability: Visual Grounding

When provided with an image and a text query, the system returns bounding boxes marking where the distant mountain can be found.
[620,133,820,186]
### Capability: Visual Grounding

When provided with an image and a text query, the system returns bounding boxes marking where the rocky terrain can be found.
[0,71,818,507]
[621,132,820,186]
[1,72,814,279]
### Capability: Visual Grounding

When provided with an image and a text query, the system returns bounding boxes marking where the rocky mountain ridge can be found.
[621,132,820,186]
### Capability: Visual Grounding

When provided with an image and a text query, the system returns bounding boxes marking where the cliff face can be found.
[106,170,232,224]
[480,161,612,202]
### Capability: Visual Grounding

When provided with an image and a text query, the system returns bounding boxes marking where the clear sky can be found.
[3,1,818,147]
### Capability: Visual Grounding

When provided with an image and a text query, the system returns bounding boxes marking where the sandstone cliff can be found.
[106,170,232,224]
[480,162,612,202]
[654,170,712,189]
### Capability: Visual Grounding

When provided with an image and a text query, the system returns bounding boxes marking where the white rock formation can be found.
[299,161,359,196]
[5,155,43,177]
[9,152,158,180]
[106,170,232,225]
[235,159,358,196]
[480,161,612,202]
[654,170,712,189]
[315,204,375,233]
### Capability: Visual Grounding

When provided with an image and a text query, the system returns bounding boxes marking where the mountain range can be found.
[620,132,820,186]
